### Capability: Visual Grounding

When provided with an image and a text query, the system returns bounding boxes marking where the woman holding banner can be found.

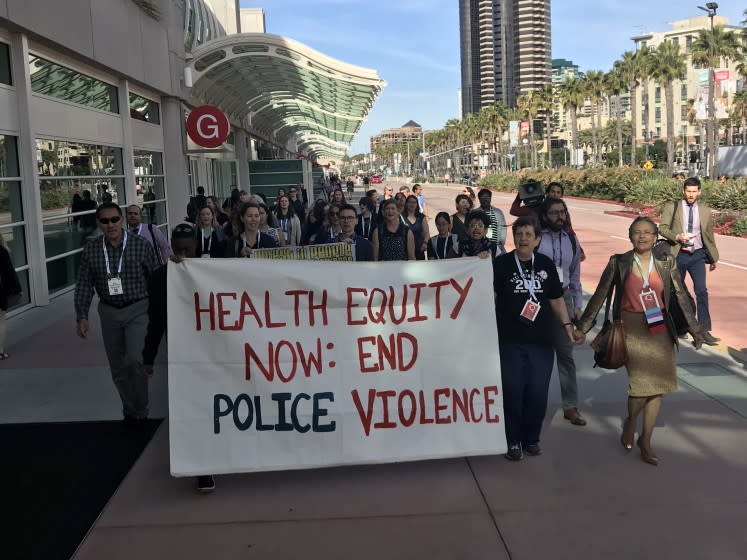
[372,199,415,261]
[450,210,500,259]
[225,202,278,257]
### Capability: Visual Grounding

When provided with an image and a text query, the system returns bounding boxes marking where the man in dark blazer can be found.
[659,177,720,345]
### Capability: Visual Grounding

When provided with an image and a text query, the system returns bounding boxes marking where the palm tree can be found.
[691,25,744,179]
[616,49,650,167]
[606,67,628,166]
[559,76,584,167]
[732,90,747,146]
[649,40,687,174]
[536,84,555,168]
[517,91,541,168]
[582,70,605,164]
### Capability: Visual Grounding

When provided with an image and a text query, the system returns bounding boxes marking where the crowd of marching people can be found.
[71,175,717,491]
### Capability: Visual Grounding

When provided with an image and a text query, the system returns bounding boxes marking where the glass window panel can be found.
[40,177,125,215]
[0,181,24,225]
[36,140,123,177]
[29,55,119,113]
[129,93,160,125]
[0,225,27,267]
[133,150,163,175]
[0,41,11,85]
[135,176,165,204]
[9,268,30,309]
[141,200,167,226]
[43,215,95,258]
[0,135,20,178]
[47,251,83,294]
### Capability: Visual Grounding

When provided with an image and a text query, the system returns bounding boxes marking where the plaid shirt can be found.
[74,230,158,320]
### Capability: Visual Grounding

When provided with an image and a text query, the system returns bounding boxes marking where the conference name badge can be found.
[639,288,665,333]
[519,299,541,325]
[107,276,123,296]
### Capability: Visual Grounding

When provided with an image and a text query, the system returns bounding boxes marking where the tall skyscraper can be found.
[459,0,551,116]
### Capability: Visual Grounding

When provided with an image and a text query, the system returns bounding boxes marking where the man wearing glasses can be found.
[74,202,159,425]
[537,198,586,427]
[338,204,373,261]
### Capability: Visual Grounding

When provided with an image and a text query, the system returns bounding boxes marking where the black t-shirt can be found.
[493,251,564,346]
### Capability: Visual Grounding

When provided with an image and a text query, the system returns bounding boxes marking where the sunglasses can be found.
[98,216,121,224]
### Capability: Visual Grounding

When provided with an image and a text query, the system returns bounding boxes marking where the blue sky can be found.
[243,1,746,156]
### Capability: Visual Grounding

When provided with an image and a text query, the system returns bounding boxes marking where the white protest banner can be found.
[167,258,505,476]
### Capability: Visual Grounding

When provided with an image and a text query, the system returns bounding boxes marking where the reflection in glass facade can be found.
[183,0,225,52]
[0,134,25,309]
[0,135,20,178]
[134,150,166,225]
[47,251,82,295]
[28,55,119,113]
[0,225,27,267]
[0,182,24,225]
[0,41,11,86]
[129,93,160,124]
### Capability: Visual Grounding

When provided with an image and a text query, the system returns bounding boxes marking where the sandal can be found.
[0,352,9,360]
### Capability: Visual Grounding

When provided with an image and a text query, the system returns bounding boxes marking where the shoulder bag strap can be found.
[610,255,624,320]
[148,223,164,265]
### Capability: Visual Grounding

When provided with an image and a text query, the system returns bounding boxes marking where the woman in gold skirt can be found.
[576,217,703,466]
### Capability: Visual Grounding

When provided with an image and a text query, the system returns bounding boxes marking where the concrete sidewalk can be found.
[3,292,747,559]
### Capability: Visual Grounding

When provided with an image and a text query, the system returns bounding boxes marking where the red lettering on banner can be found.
[217,292,241,330]
[469,388,483,422]
[450,277,474,320]
[352,386,501,436]
[264,291,286,328]
[351,388,376,436]
[484,386,500,423]
[309,290,328,326]
[452,388,470,422]
[194,292,215,331]
[407,283,428,322]
[374,390,397,429]
[434,388,451,424]
[396,333,418,371]
[388,285,408,325]
[239,291,262,329]
[357,333,418,373]
[346,287,368,325]
[245,339,323,382]
[428,280,450,319]
[357,336,380,373]
[418,390,434,425]
[367,288,387,324]
[285,290,305,326]
[398,390,417,427]
[377,334,396,370]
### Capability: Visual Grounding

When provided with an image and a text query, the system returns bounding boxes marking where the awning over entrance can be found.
[187,33,386,159]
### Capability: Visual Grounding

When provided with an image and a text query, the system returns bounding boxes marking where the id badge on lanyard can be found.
[634,254,665,333]
[104,232,127,296]
[515,253,541,325]
[202,230,212,258]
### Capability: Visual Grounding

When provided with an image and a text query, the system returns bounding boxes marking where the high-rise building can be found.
[459,0,551,116]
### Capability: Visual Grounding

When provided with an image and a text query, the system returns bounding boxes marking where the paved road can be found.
[395,180,747,354]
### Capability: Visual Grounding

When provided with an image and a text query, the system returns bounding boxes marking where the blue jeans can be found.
[499,342,555,447]
[676,248,711,332]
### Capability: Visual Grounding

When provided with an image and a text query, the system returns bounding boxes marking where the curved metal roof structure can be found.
[187,33,386,159]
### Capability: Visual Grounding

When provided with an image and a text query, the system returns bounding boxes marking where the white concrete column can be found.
[235,128,249,192]
[10,32,49,306]
[118,79,137,206]
[162,96,190,229]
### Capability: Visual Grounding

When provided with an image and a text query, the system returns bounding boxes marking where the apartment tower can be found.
[459,0,551,116]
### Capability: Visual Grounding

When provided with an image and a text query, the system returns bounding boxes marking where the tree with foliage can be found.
[616,49,650,168]
[649,40,687,174]
[559,76,584,167]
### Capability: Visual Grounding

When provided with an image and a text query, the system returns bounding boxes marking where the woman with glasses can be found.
[372,199,415,261]
[576,217,703,466]
[274,195,301,246]
[314,203,342,245]
[427,212,459,260]
[450,209,501,259]
[451,194,473,243]
[226,202,279,257]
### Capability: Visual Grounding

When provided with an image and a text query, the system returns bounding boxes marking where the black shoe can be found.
[524,443,542,456]
[703,332,720,346]
[504,444,523,461]
[196,475,215,493]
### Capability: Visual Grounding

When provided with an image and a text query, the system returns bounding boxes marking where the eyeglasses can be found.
[339,215,356,222]
[547,210,567,217]
[98,216,121,224]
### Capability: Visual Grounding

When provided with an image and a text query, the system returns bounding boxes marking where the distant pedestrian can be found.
[126,205,171,265]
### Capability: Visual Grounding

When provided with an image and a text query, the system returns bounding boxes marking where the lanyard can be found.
[514,251,537,301]
[362,217,370,238]
[633,254,655,289]
[103,231,127,277]
[280,218,289,234]
[243,231,260,249]
[202,229,212,253]
[550,233,563,267]
[134,224,142,236]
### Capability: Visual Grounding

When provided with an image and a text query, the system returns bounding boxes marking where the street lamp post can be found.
[698,2,718,180]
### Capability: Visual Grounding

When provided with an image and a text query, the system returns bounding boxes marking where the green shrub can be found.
[730,215,747,236]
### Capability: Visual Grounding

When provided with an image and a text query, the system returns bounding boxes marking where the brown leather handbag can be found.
[591,257,628,369]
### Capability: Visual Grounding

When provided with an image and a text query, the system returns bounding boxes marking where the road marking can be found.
[609,236,747,270]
